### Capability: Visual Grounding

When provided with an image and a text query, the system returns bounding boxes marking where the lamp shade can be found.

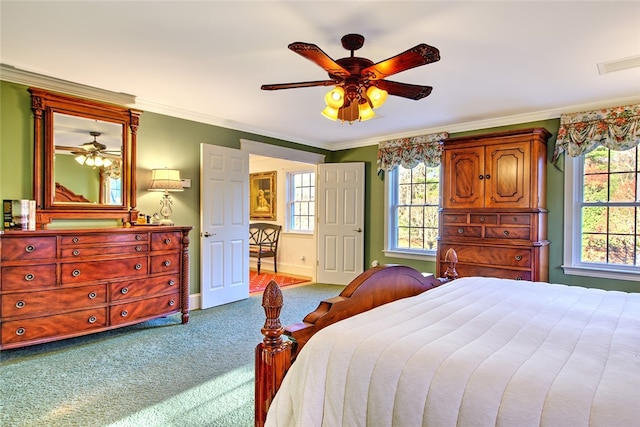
[148,168,183,191]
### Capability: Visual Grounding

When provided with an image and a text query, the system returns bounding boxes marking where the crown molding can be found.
[0,63,136,106]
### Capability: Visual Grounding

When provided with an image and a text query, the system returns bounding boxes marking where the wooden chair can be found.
[249,223,282,274]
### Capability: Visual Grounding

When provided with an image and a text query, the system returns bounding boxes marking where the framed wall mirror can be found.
[30,88,142,226]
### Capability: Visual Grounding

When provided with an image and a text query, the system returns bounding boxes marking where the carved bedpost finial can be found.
[256,280,292,427]
[444,248,459,280]
[261,280,284,345]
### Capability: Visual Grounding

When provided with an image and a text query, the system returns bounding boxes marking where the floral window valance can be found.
[377,132,449,174]
[552,104,640,162]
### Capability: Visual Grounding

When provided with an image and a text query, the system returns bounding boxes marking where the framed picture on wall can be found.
[250,171,276,220]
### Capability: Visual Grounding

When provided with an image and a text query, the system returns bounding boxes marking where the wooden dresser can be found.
[437,128,551,282]
[0,226,191,350]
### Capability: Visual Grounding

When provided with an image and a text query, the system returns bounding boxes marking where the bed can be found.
[254,258,640,427]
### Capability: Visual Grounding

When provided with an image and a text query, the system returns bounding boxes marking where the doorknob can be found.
[202,232,215,237]
[354,228,362,232]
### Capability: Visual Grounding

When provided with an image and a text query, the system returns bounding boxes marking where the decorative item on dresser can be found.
[437,127,551,281]
[0,226,191,350]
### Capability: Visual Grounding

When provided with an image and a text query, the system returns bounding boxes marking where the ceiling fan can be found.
[261,33,440,122]
[56,131,120,167]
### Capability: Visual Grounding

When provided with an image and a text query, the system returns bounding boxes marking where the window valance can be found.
[552,103,640,162]
[377,132,449,174]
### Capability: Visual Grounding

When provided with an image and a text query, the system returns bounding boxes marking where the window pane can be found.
[425,228,438,251]
[425,182,439,204]
[582,233,607,263]
[411,183,425,204]
[424,206,439,228]
[609,172,635,202]
[397,226,410,248]
[609,207,634,234]
[409,227,423,248]
[397,206,410,227]
[411,206,424,227]
[582,206,607,233]
[398,183,412,205]
[584,146,609,173]
[583,173,608,203]
[608,234,635,265]
[398,166,412,184]
[610,147,636,173]
[289,172,315,232]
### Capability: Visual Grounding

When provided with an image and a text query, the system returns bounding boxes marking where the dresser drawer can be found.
[110,275,179,301]
[110,292,180,326]
[60,233,148,246]
[440,245,531,268]
[1,307,107,346]
[1,284,107,317]
[151,253,180,274]
[485,226,531,240]
[151,232,181,251]
[1,264,57,291]
[442,225,482,238]
[60,256,148,284]
[61,243,148,258]
[1,237,56,261]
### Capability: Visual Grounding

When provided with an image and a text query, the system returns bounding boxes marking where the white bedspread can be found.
[265,277,640,427]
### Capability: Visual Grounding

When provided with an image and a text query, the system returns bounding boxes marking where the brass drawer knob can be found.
[163,260,171,267]
[512,217,518,222]
[121,310,128,317]
[168,299,175,306]
[25,245,35,253]
[168,279,176,286]
[135,234,143,241]
[515,255,522,261]
[72,269,81,277]
[480,216,485,222]
[503,230,510,236]
[24,273,35,281]
[134,263,142,270]
[16,300,26,309]
[16,327,26,336]
[73,250,80,256]
[88,316,97,324]
[72,237,80,243]
[88,292,97,299]
[135,246,142,252]
[457,228,464,234]
[164,238,172,245]
[121,287,129,295]
[515,276,522,280]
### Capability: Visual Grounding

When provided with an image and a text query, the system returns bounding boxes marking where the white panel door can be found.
[316,162,364,284]
[200,144,249,309]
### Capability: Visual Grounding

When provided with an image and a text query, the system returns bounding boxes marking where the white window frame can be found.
[286,170,315,234]
[563,154,640,282]
[383,164,438,262]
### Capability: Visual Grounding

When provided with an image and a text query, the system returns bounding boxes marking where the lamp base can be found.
[157,218,174,226]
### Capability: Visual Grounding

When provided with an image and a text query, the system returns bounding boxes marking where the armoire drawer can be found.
[485,226,531,240]
[1,237,57,261]
[440,262,532,281]
[1,307,108,346]
[110,275,179,301]
[110,293,180,326]
[1,264,57,291]
[60,256,148,284]
[1,284,107,318]
[440,245,532,268]
[442,225,482,238]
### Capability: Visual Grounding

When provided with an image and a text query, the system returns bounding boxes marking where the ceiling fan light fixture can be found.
[321,105,339,121]
[85,156,96,167]
[75,154,87,165]
[358,101,375,121]
[102,157,113,167]
[324,86,345,109]
[367,86,388,109]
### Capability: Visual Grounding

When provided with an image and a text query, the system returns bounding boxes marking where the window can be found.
[288,171,315,232]
[563,145,640,281]
[385,163,440,259]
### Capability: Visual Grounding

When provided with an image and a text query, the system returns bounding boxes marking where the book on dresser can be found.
[0,226,192,350]
[437,127,551,282]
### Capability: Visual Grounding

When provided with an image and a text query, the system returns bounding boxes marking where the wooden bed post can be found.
[444,248,459,281]
[255,280,293,427]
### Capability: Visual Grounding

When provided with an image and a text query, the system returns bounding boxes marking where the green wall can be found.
[2,80,638,293]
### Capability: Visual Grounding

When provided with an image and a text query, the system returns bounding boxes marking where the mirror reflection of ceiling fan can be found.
[56,131,121,168]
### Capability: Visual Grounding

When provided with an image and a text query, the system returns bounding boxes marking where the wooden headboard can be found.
[54,182,90,203]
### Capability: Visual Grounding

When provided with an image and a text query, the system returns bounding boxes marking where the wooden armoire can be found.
[436,128,551,281]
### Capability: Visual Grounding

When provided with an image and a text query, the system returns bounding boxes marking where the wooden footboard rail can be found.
[255,262,456,426]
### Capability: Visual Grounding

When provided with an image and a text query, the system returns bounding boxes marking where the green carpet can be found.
[0,283,344,427]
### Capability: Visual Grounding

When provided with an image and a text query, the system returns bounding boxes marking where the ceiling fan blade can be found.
[375,80,433,100]
[261,80,337,91]
[288,42,351,78]
[362,44,440,80]
[55,145,80,151]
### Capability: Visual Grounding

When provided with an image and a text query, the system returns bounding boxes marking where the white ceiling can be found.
[2,1,639,151]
